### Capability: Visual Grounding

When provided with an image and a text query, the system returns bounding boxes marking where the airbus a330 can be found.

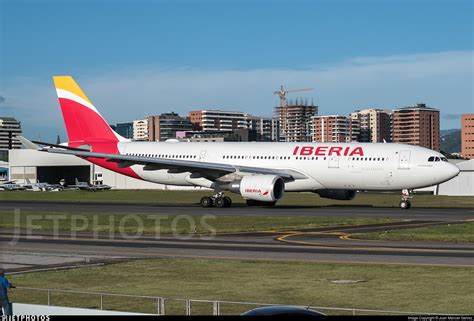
[19,76,460,209]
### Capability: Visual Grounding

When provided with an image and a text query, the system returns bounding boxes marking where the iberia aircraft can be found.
[20,76,460,209]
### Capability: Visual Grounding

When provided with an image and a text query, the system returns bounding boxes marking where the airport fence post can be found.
[156,298,160,315]
[160,298,165,316]
[352,309,356,316]
[213,301,220,316]
[186,299,191,316]
[100,294,103,310]
[47,290,51,306]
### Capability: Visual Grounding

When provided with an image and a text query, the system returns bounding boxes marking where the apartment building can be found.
[350,108,392,142]
[0,117,22,151]
[311,115,361,143]
[392,103,440,151]
[147,112,193,141]
[462,113,474,159]
[132,119,149,141]
[247,116,280,142]
[188,110,249,132]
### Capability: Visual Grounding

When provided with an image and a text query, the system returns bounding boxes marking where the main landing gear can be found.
[399,189,412,209]
[200,192,232,208]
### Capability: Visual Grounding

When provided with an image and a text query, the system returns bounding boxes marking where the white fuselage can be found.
[117,141,460,192]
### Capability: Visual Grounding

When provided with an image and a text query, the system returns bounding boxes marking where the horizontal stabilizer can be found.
[18,136,41,150]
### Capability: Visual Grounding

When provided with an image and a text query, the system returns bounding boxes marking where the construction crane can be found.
[273,85,314,107]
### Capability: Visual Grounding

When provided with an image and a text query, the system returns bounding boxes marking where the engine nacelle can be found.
[229,175,285,202]
[316,189,357,200]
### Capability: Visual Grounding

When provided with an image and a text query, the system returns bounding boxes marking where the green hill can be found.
[440,129,461,153]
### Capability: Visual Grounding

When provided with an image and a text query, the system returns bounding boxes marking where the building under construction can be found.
[275,98,318,142]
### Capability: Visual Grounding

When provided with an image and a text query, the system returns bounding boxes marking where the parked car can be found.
[241,305,326,316]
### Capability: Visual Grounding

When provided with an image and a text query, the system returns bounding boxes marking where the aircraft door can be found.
[328,156,340,168]
[199,150,207,162]
[398,150,411,170]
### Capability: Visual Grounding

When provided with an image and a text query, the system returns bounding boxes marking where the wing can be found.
[1,181,17,185]
[19,137,306,181]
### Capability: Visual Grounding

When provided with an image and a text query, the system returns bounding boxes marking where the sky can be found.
[1,0,473,141]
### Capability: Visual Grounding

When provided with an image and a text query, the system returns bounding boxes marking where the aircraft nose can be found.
[446,163,460,179]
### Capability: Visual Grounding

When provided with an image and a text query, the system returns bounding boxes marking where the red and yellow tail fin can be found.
[53,76,126,146]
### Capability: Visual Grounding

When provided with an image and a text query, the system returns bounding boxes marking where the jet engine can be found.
[316,189,357,200]
[229,175,285,202]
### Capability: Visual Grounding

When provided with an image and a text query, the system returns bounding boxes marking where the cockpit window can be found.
[435,157,441,162]
[441,157,448,162]
[428,156,435,162]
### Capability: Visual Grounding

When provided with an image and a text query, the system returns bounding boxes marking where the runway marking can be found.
[338,220,474,243]
[2,219,473,255]
[5,245,474,268]
[3,231,474,255]
[275,230,474,254]
[0,234,285,249]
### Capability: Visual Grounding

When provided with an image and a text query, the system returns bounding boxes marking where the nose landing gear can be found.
[200,192,232,208]
[399,189,412,209]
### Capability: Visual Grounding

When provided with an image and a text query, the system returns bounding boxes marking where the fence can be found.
[13,286,447,316]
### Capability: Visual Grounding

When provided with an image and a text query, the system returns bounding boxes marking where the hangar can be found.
[9,149,91,186]
[432,159,474,196]
[7,149,196,190]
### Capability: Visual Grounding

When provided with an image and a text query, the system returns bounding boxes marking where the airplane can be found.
[67,178,111,191]
[0,180,26,191]
[19,76,460,209]
[24,178,63,192]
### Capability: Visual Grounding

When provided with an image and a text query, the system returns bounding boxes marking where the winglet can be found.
[18,136,41,150]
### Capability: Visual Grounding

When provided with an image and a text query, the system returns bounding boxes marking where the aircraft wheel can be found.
[215,197,226,208]
[200,196,213,208]
[399,200,411,209]
[223,196,232,207]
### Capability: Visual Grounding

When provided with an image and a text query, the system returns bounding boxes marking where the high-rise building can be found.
[0,117,22,159]
[350,108,392,143]
[311,115,354,143]
[274,100,318,142]
[113,122,133,139]
[247,116,280,142]
[392,103,440,151]
[188,110,249,132]
[147,112,193,141]
[133,119,148,141]
[348,118,361,142]
[461,113,474,159]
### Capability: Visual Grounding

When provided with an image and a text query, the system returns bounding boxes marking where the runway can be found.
[1,218,473,273]
[1,200,473,221]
